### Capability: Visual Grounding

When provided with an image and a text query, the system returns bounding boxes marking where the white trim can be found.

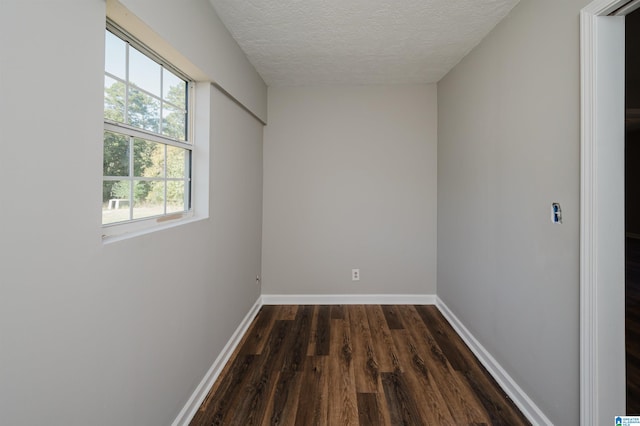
[104,121,192,150]
[580,8,599,424]
[260,293,437,305]
[102,82,211,243]
[581,2,627,425]
[436,297,553,426]
[172,293,556,424]
[171,297,262,426]
[102,214,202,244]
[583,0,634,15]
[612,0,640,16]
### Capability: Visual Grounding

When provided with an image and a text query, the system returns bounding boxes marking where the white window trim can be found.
[102,24,210,243]
[102,82,211,243]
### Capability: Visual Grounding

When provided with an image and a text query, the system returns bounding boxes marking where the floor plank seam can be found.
[188,304,531,426]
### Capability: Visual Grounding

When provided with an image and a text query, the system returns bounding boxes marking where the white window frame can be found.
[102,21,197,240]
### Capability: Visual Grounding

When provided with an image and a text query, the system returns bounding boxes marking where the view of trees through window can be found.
[103,27,191,225]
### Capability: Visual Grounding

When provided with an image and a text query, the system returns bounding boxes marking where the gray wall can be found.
[437,0,587,424]
[0,1,264,425]
[262,85,437,295]
[118,0,267,122]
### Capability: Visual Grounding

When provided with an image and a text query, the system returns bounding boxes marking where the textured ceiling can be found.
[209,0,519,87]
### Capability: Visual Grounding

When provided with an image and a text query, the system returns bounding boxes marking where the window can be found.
[102,23,193,230]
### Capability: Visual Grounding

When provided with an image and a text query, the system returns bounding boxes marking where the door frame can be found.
[581,1,627,424]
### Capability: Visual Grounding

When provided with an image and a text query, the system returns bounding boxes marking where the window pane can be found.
[163,68,186,109]
[103,26,192,229]
[102,180,131,224]
[133,138,163,177]
[104,76,125,122]
[162,103,186,140]
[129,46,161,97]
[127,87,160,133]
[105,30,126,80]
[133,180,164,219]
[145,179,165,207]
[166,146,186,178]
[103,131,130,176]
[166,181,185,213]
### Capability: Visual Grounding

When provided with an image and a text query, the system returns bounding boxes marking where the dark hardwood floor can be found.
[190,304,530,425]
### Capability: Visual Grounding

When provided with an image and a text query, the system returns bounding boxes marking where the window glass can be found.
[102,180,130,225]
[105,31,126,80]
[103,131,129,177]
[162,104,186,140]
[102,26,192,229]
[163,68,186,109]
[129,46,161,97]
[133,138,162,178]
[167,181,186,213]
[132,180,164,220]
[127,87,160,133]
[104,76,125,122]
[166,145,186,178]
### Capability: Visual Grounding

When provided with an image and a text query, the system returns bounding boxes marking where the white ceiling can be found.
[208,0,520,87]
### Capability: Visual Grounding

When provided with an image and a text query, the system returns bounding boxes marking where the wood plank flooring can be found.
[190,305,530,425]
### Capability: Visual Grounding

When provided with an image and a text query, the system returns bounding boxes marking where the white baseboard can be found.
[260,293,436,305]
[173,293,550,426]
[435,297,553,426]
[171,297,262,426]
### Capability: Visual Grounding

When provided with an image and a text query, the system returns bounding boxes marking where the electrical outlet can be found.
[352,269,360,281]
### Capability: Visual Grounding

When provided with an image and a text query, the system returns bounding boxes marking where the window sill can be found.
[101,212,206,244]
